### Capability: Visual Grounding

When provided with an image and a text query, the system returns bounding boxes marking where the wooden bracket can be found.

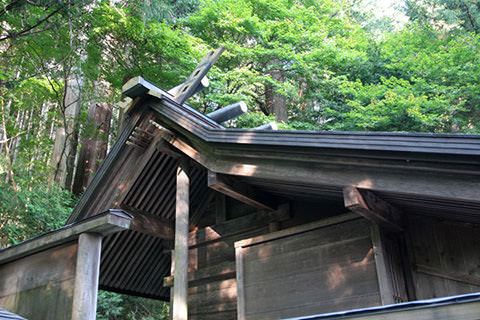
[343,186,403,232]
[120,205,175,239]
[208,171,277,211]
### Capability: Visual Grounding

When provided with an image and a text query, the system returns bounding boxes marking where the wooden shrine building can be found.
[1,48,480,320]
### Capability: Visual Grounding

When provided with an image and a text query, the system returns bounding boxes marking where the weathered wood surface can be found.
[207,101,247,123]
[173,161,190,320]
[72,233,102,320]
[172,47,225,105]
[344,186,403,232]
[208,171,277,211]
[190,205,290,248]
[154,126,480,208]
[235,212,358,248]
[185,201,291,320]
[0,243,78,320]
[0,210,131,265]
[371,225,408,305]
[236,218,381,320]
[235,247,246,320]
[121,205,175,239]
[406,215,480,299]
[68,108,151,223]
[187,228,271,320]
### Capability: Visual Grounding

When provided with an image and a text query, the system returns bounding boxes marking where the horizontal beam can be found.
[121,206,175,239]
[163,261,236,288]
[189,203,290,247]
[235,212,358,248]
[0,210,132,265]
[344,186,403,232]
[208,171,276,211]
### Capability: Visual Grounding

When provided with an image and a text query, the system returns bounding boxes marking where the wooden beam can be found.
[0,210,131,265]
[158,129,211,167]
[71,233,102,320]
[189,203,290,247]
[154,137,182,159]
[121,205,175,239]
[416,264,480,287]
[164,261,236,288]
[208,171,276,211]
[173,160,190,320]
[344,186,403,232]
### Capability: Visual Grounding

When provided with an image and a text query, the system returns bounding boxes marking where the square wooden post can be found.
[173,160,190,320]
[71,232,102,320]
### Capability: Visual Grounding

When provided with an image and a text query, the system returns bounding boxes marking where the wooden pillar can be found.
[173,160,190,320]
[71,232,102,320]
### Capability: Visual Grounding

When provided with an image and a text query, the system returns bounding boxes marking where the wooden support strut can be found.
[208,171,277,211]
[71,233,102,320]
[173,159,190,320]
[343,186,403,232]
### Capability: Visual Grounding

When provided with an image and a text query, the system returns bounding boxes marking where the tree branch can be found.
[0,5,64,41]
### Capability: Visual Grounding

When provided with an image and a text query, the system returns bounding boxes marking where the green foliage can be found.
[185,0,370,126]
[235,112,276,128]
[404,0,480,34]
[0,180,74,246]
[325,76,456,132]
[97,291,169,320]
[2,0,480,318]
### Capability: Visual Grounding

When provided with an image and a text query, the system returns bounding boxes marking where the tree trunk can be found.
[51,75,83,189]
[265,59,287,122]
[72,102,112,195]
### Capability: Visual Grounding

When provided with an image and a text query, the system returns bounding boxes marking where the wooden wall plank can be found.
[407,215,480,300]
[0,243,78,320]
[236,218,382,320]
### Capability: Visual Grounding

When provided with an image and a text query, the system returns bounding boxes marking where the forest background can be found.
[1,0,480,318]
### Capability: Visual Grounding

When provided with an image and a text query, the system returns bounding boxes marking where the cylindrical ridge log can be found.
[207,101,248,123]
[254,122,278,130]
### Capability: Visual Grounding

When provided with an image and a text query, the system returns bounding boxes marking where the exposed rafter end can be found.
[208,171,277,211]
[343,186,403,232]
